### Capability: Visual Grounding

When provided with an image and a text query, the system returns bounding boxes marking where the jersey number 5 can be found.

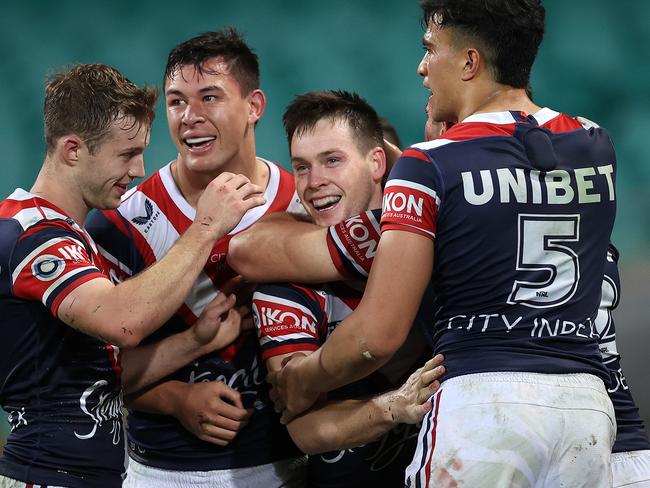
[508,214,580,308]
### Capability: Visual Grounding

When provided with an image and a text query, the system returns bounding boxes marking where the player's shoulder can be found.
[533,107,602,133]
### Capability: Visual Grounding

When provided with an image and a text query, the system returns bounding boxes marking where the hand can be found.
[191,293,243,353]
[267,353,319,424]
[194,172,266,240]
[378,354,445,424]
[219,275,256,334]
[172,381,253,446]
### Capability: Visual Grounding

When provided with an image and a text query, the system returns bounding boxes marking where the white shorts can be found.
[123,456,306,488]
[0,476,67,488]
[612,449,650,487]
[405,371,616,488]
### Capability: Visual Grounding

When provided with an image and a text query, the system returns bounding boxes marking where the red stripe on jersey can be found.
[50,271,107,316]
[105,344,123,378]
[176,303,198,326]
[443,121,518,141]
[326,230,355,279]
[144,171,193,235]
[267,164,297,212]
[219,330,254,363]
[402,148,431,162]
[261,342,319,361]
[424,389,443,487]
[107,209,157,268]
[540,113,583,133]
[381,184,437,237]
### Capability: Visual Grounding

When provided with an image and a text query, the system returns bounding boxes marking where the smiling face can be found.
[76,116,149,210]
[290,118,384,227]
[164,57,260,176]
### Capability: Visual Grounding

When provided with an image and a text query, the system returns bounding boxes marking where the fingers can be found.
[217,383,245,410]
[220,275,246,296]
[422,353,444,371]
[420,364,445,387]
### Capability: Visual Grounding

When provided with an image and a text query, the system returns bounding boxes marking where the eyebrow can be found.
[291,149,343,164]
[165,85,225,97]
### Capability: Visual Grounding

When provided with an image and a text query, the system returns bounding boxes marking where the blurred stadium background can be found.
[1,0,648,448]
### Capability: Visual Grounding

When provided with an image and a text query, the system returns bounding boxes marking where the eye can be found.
[167,98,186,107]
[326,157,340,165]
[293,163,309,174]
[204,95,218,102]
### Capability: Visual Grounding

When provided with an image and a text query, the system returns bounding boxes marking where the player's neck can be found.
[458,83,542,122]
[172,151,269,209]
[30,159,89,225]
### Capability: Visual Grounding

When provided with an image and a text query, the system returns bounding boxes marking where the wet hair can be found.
[379,116,402,148]
[421,0,545,88]
[164,27,259,95]
[283,90,384,154]
[44,64,158,155]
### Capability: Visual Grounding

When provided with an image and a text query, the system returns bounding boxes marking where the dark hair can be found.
[44,64,158,155]
[164,27,259,95]
[283,90,384,154]
[379,116,402,148]
[421,0,545,88]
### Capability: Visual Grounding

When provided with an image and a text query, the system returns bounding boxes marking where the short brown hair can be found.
[283,90,384,155]
[44,64,159,154]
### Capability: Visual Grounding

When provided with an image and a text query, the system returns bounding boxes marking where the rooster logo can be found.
[131,199,154,225]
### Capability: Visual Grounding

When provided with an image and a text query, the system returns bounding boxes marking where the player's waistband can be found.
[436,371,614,417]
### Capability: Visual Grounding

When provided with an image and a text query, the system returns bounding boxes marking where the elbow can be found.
[288,424,336,455]
[227,234,258,281]
[104,320,147,349]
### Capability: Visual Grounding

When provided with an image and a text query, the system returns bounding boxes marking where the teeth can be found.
[185,136,216,144]
[312,195,341,210]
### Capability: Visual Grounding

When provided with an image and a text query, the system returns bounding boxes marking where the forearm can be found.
[124,380,188,416]
[61,224,216,347]
[288,396,394,454]
[290,231,433,395]
[228,214,341,283]
[121,330,209,395]
[108,225,215,337]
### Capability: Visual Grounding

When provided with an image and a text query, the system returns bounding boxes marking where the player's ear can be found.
[247,89,266,125]
[59,135,84,167]
[461,47,481,82]
[369,146,387,183]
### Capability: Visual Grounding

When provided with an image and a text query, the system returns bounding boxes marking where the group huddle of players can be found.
[0,1,649,487]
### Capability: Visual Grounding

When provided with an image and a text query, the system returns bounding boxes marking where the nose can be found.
[128,155,146,180]
[417,53,428,77]
[307,165,329,189]
[181,99,205,126]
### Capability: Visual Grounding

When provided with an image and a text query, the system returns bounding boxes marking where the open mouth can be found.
[311,195,341,212]
[183,136,216,149]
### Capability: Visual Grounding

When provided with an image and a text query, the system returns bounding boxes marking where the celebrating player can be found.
[266,1,619,486]
[87,29,305,487]
[248,90,442,487]
[0,64,264,488]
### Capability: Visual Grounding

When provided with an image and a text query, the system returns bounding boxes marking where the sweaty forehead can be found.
[166,58,233,88]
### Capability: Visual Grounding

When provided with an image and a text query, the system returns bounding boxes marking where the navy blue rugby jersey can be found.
[0,190,124,488]
[252,280,425,488]
[331,109,616,382]
[597,245,650,453]
[86,160,301,470]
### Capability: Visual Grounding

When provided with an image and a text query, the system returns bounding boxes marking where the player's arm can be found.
[270,230,433,422]
[228,212,343,283]
[120,293,244,395]
[59,173,265,348]
[272,353,444,454]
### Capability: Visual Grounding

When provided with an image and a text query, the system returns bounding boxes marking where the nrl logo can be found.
[131,199,154,225]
